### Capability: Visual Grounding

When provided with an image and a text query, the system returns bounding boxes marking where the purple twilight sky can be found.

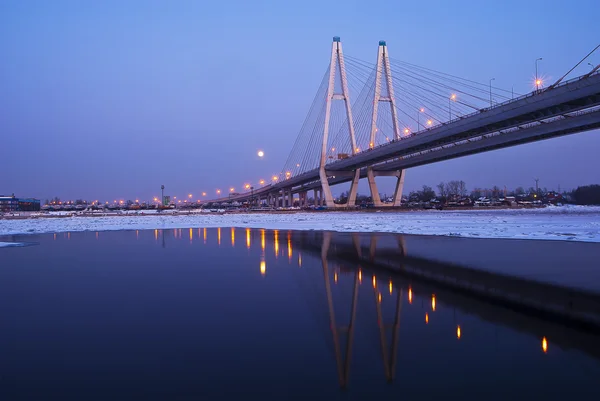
[1,0,599,202]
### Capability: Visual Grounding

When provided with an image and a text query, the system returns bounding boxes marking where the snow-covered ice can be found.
[1,205,600,242]
[0,242,25,247]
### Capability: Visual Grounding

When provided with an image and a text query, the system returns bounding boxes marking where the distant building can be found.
[0,195,41,212]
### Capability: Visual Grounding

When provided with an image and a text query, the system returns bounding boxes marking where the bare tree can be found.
[437,182,447,198]
[447,181,460,197]
[458,180,467,197]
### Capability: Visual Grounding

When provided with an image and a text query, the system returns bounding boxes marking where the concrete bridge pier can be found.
[299,191,308,208]
[367,168,405,207]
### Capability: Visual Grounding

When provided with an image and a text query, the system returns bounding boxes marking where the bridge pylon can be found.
[367,40,405,207]
[319,36,361,208]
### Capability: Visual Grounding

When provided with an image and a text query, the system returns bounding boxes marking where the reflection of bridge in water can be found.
[99,227,600,388]
[294,230,600,387]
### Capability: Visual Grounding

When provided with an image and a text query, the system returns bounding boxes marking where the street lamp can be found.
[489,78,495,106]
[589,62,595,70]
[449,94,456,120]
[535,57,542,91]
[161,185,164,206]
[418,107,424,131]
[217,189,221,195]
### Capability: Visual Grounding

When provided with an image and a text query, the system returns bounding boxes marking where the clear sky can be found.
[1,0,599,202]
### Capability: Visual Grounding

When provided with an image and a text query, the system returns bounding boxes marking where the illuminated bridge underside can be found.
[214,73,600,204]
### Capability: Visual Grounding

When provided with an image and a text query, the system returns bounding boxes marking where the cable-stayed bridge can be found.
[211,37,600,207]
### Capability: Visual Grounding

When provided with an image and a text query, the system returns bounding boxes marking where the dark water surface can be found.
[1,228,600,400]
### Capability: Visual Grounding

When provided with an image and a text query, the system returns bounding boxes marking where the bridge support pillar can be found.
[317,37,358,209]
[367,168,405,207]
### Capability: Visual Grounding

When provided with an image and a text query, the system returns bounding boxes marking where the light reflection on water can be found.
[1,228,600,400]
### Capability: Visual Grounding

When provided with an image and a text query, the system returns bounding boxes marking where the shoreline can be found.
[1,206,600,243]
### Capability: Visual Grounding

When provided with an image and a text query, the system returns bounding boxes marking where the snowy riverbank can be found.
[2,205,600,242]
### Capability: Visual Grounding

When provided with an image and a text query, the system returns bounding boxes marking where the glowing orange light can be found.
[272,176,279,181]
[431,294,436,311]
[536,79,542,86]
[372,275,377,289]
[257,150,264,158]
[457,325,461,339]
[245,184,251,189]
[334,272,338,283]
[408,287,413,304]
[378,292,382,303]
[217,189,221,194]
[230,187,235,192]
[260,260,266,276]
[358,269,362,283]
[404,128,409,134]
[274,230,279,257]
[389,280,393,295]
[259,180,265,185]
[202,192,206,196]
[355,147,360,152]
[261,229,265,251]
[420,107,425,112]
[451,94,457,100]
[542,337,548,353]
[427,120,433,126]
[425,313,429,324]
[217,227,221,245]
[246,228,251,249]
[369,142,374,148]
[188,194,192,198]
[231,227,235,247]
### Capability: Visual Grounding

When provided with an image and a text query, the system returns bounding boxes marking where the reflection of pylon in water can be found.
[374,284,402,382]
[322,232,404,388]
[322,232,359,389]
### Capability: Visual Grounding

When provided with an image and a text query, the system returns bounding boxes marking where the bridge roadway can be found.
[211,72,600,204]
